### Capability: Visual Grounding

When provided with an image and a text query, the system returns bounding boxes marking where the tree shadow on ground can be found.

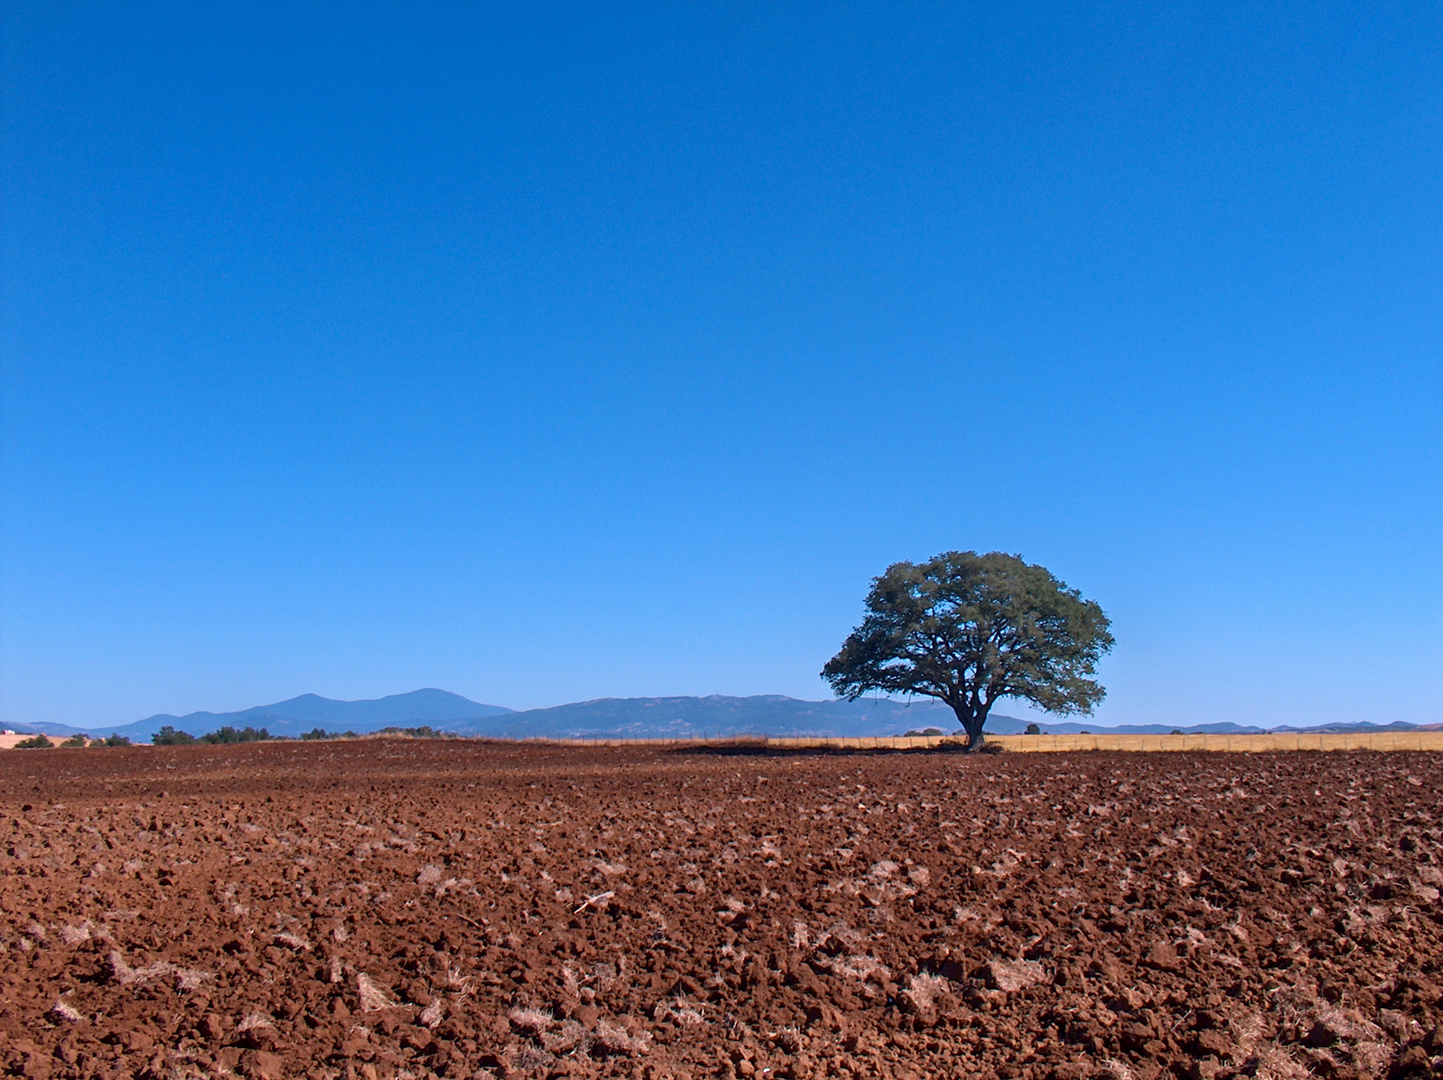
[665,740,972,758]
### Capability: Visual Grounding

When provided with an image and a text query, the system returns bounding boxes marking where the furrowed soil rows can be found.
[1,742,1440,1080]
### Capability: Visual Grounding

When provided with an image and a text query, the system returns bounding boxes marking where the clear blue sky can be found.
[3,3,1440,729]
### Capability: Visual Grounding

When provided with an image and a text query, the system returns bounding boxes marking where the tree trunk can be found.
[950,703,987,752]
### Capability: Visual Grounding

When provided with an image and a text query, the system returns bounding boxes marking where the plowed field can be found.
[2,741,1440,1080]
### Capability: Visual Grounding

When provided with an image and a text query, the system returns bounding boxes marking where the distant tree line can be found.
[14,733,131,748]
[152,725,272,745]
[301,726,450,740]
[151,724,453,744]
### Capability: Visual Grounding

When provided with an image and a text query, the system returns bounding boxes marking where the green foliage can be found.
[1025,723,1042,735]
[301,728,328,741]
[15,734,54,748]
[200,726,270,744]
[152,726,198,745]
[378,726,447,739]
[823,551,1112,752]
[59,734,89,748]
[101,733,131,747]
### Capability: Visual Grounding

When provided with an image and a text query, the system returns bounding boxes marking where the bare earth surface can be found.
[1,742,1440,1080]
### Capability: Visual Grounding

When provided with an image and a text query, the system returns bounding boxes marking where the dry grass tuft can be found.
[356,972,399,1012]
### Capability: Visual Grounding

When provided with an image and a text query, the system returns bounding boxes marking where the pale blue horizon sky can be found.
[3,3,1440,729]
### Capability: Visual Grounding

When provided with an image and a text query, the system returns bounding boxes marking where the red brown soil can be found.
[2,741,1441,1080]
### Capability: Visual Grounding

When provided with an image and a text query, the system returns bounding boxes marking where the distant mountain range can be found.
[16,689,512,742]
[8,689,1439,743]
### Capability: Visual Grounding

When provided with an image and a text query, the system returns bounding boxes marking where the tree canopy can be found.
[152,725,197,745]
[822,551,1113,750]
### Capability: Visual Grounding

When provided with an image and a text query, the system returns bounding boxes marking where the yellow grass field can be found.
[0,732,55,749]
[538,730,1443,752]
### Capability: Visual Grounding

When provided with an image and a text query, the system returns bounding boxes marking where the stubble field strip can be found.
[530,732,1443,753]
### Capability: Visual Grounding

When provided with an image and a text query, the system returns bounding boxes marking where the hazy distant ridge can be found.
[447,695,1024,739]
[13,690,1436,742]
[20,689,511,740]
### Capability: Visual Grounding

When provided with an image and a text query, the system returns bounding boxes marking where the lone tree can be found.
[822,551,1113,751]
